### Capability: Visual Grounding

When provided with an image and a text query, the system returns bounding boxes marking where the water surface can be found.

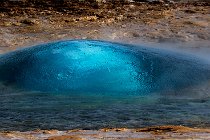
[0,40,210,131]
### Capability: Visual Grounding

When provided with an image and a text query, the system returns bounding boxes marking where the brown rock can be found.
[134,125,210,134]
[100,128,127,132]
[13,22,21,26]
[46,135,83,140]
[184,9,197,14]
[20,18,39,25]
[132,32,140,37]
[42,130,59,135]
[78,16,98,22]
[3,22,12,27]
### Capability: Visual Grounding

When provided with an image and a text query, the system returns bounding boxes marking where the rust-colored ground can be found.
[1,126,210,140]
[0,1,209,53]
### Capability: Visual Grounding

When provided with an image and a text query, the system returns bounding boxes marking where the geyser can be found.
[0,40,209,94]
[1,40,210,131]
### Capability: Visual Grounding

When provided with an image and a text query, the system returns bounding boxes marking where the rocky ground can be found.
[1,126,210,140]
[0,1,209,53]
[0,0,210,139]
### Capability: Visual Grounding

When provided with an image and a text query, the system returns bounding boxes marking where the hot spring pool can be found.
[0,40,210,131]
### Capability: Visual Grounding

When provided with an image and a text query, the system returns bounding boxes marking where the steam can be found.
[96,25,210,63]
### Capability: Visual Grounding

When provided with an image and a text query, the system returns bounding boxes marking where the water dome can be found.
[0,40,209,94]
[0,40,210,131]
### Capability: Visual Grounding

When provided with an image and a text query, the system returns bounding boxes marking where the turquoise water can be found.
[0,40,210,131]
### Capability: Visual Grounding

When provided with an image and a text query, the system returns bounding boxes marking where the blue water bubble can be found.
[1,40,210,131]
[0,40,210,94]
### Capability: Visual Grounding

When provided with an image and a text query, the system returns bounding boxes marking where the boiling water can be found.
[0,40,210,131]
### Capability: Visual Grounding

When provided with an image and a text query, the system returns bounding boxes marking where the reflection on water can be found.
[0,40,210,131]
